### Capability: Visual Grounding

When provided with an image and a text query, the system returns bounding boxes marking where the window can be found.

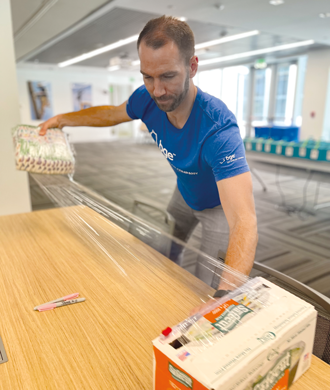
[274,64,289,121]
[196,67,249,137]
[293,56,307,127]
[274,63,297,124]
[253,68,271,122]
[221,66,250,137]
[196,69,222,99]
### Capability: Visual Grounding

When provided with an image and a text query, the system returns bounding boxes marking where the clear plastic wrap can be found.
[12,125,75,174]
[31,173,248,289]
[159,277,274,349]
[30,173,317,390]
[153,276,316,390]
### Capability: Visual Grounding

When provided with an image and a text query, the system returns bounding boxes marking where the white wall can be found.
[16,63,143,142]
[301,48,330,140]
[0,0,31,216]
[322,69,330,141]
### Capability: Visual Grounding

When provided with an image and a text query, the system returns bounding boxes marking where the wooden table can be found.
[291,356,330,390]
[0,206,329,389]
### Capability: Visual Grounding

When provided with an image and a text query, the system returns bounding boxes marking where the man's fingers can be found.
[38,116,60,135]
[39,126,47,136]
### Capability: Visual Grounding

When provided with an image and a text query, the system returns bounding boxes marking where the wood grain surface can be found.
[0,206,213,389]
[291,355,330,390]
[0,206,329,389]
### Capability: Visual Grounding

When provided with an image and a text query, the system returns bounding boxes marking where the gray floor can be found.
[29,140,330,297]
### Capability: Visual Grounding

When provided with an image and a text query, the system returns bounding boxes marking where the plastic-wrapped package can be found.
[158,278,273,349]
[153,277,317,390]
[12,125,75,174]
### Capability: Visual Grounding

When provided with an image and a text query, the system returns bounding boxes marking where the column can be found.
[300,48,330,140]
[0,0,31,216]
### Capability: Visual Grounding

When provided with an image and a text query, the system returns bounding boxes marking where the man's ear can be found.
[189,55,198,78]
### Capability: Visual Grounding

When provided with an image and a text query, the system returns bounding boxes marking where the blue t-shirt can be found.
[126,85,249,211]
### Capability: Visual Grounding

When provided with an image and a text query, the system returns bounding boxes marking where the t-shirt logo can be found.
[150,130,176,161]
[220,154,244,164]
[226,154,236,162]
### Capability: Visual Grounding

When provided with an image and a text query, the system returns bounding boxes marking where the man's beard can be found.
[151,73,190,112]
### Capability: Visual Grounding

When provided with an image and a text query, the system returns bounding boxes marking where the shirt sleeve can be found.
[126,85,153,120]
[203,113,250,182]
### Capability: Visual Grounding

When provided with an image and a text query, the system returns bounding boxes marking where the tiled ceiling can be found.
[28,7,158,66]
[27,7,311,69]
[11,0,113,60]
[11,0,43,34]
[11,0,330,68]
[122,0,330,45]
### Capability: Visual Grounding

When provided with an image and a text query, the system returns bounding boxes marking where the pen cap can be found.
[38,303,56,312]
[63,293,79,301]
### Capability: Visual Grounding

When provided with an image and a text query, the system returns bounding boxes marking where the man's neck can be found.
[166,83,197,129]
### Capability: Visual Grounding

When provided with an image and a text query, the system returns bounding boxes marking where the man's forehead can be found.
[139,41,185,75]
[139,39,178,53]
[139,40,183,62]
[140,61,181,78]
[140,67,178,77]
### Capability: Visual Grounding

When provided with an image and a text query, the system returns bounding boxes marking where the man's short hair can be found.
[137,16,195,65]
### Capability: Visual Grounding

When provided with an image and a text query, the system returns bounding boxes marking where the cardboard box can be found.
[153,277,317,390]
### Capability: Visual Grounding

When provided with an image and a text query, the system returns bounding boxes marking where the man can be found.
[40,16,258,296]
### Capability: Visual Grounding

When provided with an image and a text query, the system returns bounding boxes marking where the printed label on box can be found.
[153,277,317,390]
[256,144,262,151]
[299,148,306,157]
[153,347,208,390]
[276,145,282,154]
[212,304,253,334]
[285,147,293,157]
[246,143,252,151]
[310,149,319,160]
[327,150,330,161]
[247,342,305,390]
[265,144,271,153]
[169,363,193,388]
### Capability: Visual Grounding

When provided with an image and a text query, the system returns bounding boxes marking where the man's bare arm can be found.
[216,171,258,290]
[39,101,132,135]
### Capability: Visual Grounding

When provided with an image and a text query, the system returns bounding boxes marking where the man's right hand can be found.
[39,115,62,136]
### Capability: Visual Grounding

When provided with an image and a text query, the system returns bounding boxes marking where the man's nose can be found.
[153,79,165,97]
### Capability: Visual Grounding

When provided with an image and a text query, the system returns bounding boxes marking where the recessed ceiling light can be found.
[178,17,187,21]
[195,48,209,56]
[319,13,330,18]
[195,30,259,50]
[58,34,139,67]
[107,65,120,72]
[131,60,140,66]
[269,0,284,5]
[199,40,314,66]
